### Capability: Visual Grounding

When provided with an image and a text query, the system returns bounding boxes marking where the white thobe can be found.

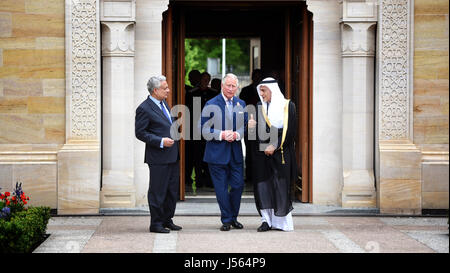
[260,209,294,231]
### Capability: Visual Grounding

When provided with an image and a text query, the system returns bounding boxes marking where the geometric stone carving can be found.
[378,0,413,140]
[68,0,100,139]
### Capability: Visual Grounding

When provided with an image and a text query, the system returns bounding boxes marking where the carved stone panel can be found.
[378,0,413,141]
[66,0,100,140]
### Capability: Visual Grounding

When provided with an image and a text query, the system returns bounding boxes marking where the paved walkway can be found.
[34,199,449,254]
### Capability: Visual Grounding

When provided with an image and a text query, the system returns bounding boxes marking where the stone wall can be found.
[0,0,65,208]
[413,0,449,209]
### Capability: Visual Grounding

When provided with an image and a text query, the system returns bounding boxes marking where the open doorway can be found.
[183,37,255,196]
[162,1,313,202]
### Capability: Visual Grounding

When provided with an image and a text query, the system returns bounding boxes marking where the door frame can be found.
[162,1,313,202]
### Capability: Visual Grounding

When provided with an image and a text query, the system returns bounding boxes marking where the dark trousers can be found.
[208,161,244,224]
[244,139,256,184]
[185,141,194,185]
[148,162,179,229]
[193,140,212,187]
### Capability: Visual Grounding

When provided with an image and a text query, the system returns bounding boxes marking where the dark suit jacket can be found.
[200,94,248,165]
[135,96,179,165]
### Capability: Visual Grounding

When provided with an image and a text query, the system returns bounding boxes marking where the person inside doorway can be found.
[190,72,219,189]
[239,69,263,187]
[185,70,201,188]
[211,78,222,93]
[248,77,297,232]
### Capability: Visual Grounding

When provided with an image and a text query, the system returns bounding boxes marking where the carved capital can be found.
[341,22,377,57]
[101,21,135,56]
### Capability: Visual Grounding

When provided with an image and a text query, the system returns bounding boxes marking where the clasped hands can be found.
[221,130,238,142]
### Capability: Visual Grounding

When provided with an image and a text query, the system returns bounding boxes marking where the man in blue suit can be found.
[200,73,248,231]
[135,75,182,233]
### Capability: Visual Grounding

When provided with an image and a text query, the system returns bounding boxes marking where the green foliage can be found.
[0,206,51,253]
[185,39,250,83]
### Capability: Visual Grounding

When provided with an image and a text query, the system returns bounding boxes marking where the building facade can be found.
[0,0,448,215]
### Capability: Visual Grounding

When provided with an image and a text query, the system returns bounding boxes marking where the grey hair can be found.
[147,75,167,94]
[222,73,239,86]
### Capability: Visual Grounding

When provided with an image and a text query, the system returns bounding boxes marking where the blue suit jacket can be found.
[135,97,179,165]
[200,94,248,165]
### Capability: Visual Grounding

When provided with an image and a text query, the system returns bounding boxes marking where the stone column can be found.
[306,0,343,205]
[377,0,421,214]
[58,0,101,214]
[100,0,136,208]
[340,0,377,207]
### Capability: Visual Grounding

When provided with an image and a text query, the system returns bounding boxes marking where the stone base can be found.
[100,186,136,208]
[342,170,376,208]
[101,170,136,208]
[0,146,60,209]
[380,208,422,215]
[57,208,100,215]
[57,142,100,215]
[421,149,449,209]
[379,142,422,214]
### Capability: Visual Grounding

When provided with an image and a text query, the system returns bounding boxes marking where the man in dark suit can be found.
[200,73,248,231]
[135,75,182,233]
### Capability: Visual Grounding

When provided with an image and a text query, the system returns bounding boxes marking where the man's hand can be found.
[162,137,175,147]
[221,130,237,142]
[264,144,276,156]
[248,114,256,129]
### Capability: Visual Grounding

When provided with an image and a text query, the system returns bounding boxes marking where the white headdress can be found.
[256,77,287,128]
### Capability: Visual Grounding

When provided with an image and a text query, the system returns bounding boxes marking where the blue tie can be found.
[160,101,172,124]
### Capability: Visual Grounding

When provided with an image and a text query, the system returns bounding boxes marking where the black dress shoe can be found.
[149,227,170,233]
[231,220,244,229]
[220,223,231,231]
[257,222,271,232]
[164,223,182,231]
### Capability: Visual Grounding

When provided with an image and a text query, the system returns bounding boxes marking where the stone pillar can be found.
[100,0,136,208]
[58,0,101,214]
[306,0,343,205]
[377,0,421,214]
[340,0,377,207]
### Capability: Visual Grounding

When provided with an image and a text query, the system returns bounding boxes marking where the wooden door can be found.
[290,4,313,203]
[299,7,313,203]
[176,9,186,201]
[162,4,186,200]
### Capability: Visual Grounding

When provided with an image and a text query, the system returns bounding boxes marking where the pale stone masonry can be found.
[0,0,448,214]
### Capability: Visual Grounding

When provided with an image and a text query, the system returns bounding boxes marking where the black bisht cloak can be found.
[251,100,298,217]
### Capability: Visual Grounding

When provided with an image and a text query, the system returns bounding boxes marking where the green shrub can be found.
[0,206,51,253]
